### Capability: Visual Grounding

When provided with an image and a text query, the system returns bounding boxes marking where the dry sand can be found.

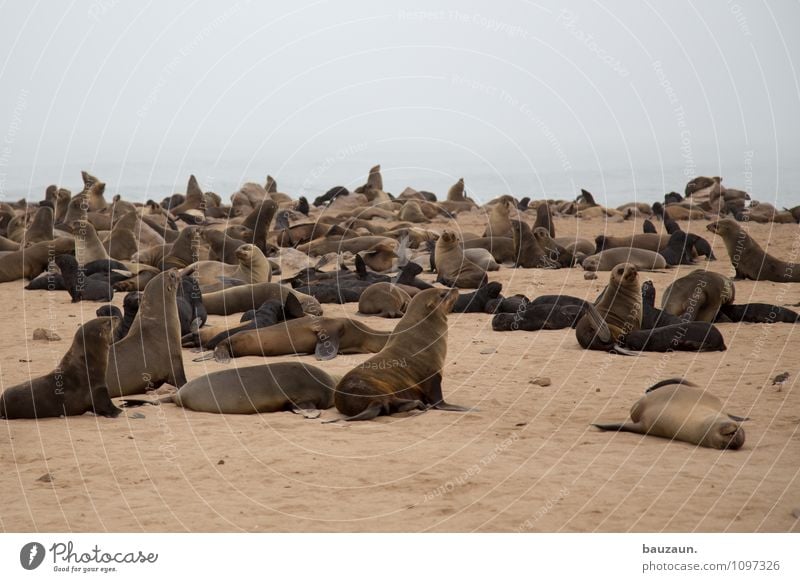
[1,214,798,532]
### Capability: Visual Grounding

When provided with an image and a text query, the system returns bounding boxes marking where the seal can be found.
[202,282,321,316]
[621,322,727,352]
[106,270,187,396]
[593,378,746,449]
[510,220,557,268]
[575,263,642,351]
[187,243,271,290]
[434,230,488,288]
[72,219,110,265]
[358,282,411,318]
[581,247,667,272]
[707,218,800,282]
[124,362,336,417]
[208,316,392,362]
[22,205,54,246]
[0,316,121,419]
[331,287,472,421]
[102,210,139,260]
[0,237,74,283]
[594,233,670,253]
[660,269,735,322]
[718,302,800,323]
[452,281,503,313]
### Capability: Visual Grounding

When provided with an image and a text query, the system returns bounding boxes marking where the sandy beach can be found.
[1,213,798,533]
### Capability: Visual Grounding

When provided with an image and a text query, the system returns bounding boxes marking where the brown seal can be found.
[73,219,110,265]
[434,230,488,288]
[208,316,391,362]
[187,243,271,289]
[0,316,121,419]
[594,233,671,253]
[202,282,322,316]
[330,287,472,421]
[707,218,800,282]
[575,263,642,351]
[106,270,187,396]
[358,282,411,318]
[593,378,746,449]
[660,269,735,322]
[483,195,515,238]
[0,238,74,283]
[102,210,139,260]
[582,247,667,272]
[123,362,336,417]
[23,206,55,246]
[510,220,557,268]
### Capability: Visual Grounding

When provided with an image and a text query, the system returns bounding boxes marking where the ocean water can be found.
[2,157,799,209]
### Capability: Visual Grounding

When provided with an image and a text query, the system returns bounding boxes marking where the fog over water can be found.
[0,0,798,207]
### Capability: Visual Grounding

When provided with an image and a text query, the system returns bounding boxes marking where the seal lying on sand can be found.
[593,378,747,449]
[123,362,336,417]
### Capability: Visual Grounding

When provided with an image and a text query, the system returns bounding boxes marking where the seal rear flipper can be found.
[727,414,749,422]
[322,402,384,423]
[119,395,174,407]
[432,401,476,412]
[645,378,696,393]
[610,345,640,356]
[193,350,218,362]
[592,422,641,433]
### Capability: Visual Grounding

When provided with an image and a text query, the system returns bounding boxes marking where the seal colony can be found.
[1,165,793,451]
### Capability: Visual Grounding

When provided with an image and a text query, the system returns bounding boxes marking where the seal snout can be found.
[720,423,745,450]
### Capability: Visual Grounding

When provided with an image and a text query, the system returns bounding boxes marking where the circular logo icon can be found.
[20,542,46,570]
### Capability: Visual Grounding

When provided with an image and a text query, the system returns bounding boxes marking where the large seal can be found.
[593,379,746,449]
[0,316,121,419]
[575,263,642,351]
[125,362,336,416]
[331,287,472,421]
[582,247,667,272]
[106,270,187,396]
[707,218,800,282]
[660,269,735,322]
[208,316,391,362]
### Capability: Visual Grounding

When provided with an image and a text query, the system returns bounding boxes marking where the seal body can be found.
[575,263,642,350]
[593,380,746,449]
[707,218,800,282]
[1,317,120,419]
[172,363,336,414]
[333,287,470,421]
[661,269,735,322]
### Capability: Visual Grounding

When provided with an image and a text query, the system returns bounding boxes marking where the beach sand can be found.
[1,214,798,532]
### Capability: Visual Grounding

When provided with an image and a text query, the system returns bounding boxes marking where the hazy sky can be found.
[0,0,798,204]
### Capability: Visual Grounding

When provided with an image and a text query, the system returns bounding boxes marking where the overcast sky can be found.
[0,0,798,203]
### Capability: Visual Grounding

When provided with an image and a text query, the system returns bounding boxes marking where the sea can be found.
[1,157,799,209]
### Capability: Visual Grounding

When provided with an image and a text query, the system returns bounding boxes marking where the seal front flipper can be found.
[727,414,750,422]
[584,303,612,343]
[610,345,640,357]
[314,327,340,361]
[290,405,322,419]
[92,387,123,418]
